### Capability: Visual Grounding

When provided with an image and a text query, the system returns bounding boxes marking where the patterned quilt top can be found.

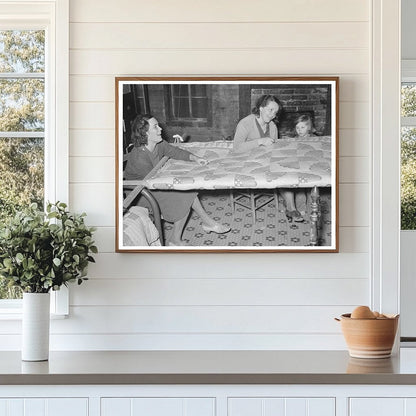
[144,137,333,191]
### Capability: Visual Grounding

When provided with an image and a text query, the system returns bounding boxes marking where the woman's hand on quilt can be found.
[258,137,274,147]
[190,154,209,166]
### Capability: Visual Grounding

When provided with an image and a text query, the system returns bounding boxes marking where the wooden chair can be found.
[122,156,169,246]
[230,189,278,224]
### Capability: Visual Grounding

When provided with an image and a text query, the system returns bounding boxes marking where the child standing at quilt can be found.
[282,114,316,222]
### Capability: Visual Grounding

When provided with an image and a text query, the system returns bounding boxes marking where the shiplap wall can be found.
[56,0,371,350]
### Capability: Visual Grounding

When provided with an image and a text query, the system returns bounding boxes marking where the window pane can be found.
[0,30,45,301]
[191,84,207,96]
[0,284,22,300]
[173,97,190,118]
[191,97,208,118]
[0,30,45,73]
[0,137,43,300]
[0,137,44,219]
[402,83,416,117]
[172,84,190,97]
[132,84,146,114]
[0,78,44,131]
[401,127,416,230]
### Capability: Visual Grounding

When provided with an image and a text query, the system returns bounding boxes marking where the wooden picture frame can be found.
[115,77,339,253]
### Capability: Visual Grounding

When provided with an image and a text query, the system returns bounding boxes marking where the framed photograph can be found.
[115,77,339,253]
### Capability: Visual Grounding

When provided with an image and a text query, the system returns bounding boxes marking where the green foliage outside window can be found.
[0,30,45,299]
[401,84,416,230]
[401,128,416,229]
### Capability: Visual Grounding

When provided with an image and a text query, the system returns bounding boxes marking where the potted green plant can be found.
[0,202,97,361]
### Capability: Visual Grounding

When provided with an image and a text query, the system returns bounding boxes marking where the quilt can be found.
[143,137,333,191]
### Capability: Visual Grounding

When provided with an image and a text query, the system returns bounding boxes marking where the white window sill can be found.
[0,286,69,319]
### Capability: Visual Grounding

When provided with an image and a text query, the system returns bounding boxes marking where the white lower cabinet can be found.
[101,397,215,416]
[349,398,416,416]
[228,397,335,416]
[0,398,88,416]
[4,385,416,416]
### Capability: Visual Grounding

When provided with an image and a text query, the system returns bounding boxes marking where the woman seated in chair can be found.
[124,114,230,246]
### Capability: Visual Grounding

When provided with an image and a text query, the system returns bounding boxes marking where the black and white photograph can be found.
[116,77,338,252]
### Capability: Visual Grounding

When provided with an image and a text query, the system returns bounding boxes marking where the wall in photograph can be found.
[0,0,371,350]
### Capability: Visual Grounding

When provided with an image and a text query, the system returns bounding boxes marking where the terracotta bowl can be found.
[338,313,399,359]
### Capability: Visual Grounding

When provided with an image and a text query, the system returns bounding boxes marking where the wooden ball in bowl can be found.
[350,306,376,319]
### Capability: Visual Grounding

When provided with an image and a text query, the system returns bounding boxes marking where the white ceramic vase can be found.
[22,292,50,361]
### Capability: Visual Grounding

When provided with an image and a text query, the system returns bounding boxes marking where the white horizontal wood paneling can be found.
[69,76,115,102]
[69,157,114,183]
[86,253,369,279]
[69,129,114,157]
[49,332,346,350]
[339,227,369,253]
[69,183,114,226]
[339,102,369,129]
[70,102,113,129]
[62,0,373,351]
[339,129,369,157]
[69,0,369,23]
[0,332,347,351]
[69,74,369,103]
[339,157,369,183]
[70,49,368,76]
[91,227,115,253]
[339,184,369,227]
[70,22,368,50]
[49,305,351,334]
[71,278,368,306]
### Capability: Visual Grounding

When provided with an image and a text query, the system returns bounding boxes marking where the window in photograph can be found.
[165,84,212,127]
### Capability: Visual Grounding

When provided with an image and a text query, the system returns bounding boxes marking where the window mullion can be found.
[0,132,44,138]
[0,72,44,79]
[401,117,416,127]
[187,85,192,118]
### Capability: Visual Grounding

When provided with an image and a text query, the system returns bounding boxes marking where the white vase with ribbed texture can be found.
[22,293,50,361]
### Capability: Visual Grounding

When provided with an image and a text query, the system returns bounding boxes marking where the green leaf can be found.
[3,258,12,268]
[64,219,74,227]
[0,200,96,293]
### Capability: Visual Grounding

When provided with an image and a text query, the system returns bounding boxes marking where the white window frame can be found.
[371,0,401,322]
[0,0,69,317]
[399,59,416,340]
